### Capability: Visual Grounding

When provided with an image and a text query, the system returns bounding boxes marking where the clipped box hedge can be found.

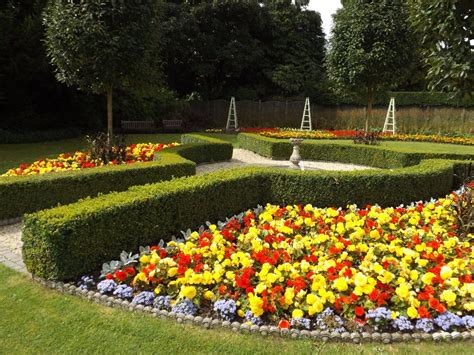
[22,158,470,280]
[238,133,474,168]
[0,134,232,220]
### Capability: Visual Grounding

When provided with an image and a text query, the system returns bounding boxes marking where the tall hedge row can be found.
[22,158,470,281]
[0,135,233,220]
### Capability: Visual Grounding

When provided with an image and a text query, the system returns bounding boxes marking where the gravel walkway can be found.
[196,148,373,174]
[0,149,372,274]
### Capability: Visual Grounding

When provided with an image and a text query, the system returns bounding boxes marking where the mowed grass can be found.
[0,133,238,173]
[310,139,474,155]
[0,265,471,354]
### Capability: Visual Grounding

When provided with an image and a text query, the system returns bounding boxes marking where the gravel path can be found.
[0,149,372,274]
[196,148,373,174]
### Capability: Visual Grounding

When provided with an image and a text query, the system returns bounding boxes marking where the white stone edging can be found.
[33,277,474,343]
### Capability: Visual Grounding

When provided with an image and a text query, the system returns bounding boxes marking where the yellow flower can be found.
[308,301,324,315]
[167,267,178,277]
[333,277,348,292]
[369,230,380,239]
[248,293,264,317]
[395,283,410,300]
[440,290,457,306]
[421,272,436,285]
[284,287,295,305]
[440,266,453,280]
[306,293,317,305]
[407,306,418,319]
[180,286,197,299]
[409,270,419,281]
[139,255,150,264]
[204,290,215,301]
[354,272,367,287]
[292,309,304,319]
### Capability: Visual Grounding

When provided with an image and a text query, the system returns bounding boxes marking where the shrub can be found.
[0,135,233,220]
[238,133,474,168]
[179,134,233,163]
[22,159,470,280]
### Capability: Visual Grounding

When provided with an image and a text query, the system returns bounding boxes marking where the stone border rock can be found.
[33,277,474,343]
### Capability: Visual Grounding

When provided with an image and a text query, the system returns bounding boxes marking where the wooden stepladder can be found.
[226,97,238,132]
[382,97,396,134]
[300,97,312,131]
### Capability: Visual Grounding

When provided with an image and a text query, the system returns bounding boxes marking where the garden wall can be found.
[190,100,474,133]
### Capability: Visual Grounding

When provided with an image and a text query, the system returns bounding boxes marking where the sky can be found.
[308,1,342,37]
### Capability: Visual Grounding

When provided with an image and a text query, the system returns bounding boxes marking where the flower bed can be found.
[77,192,473,334]
[2,143,179,177]
[258,129,474,146]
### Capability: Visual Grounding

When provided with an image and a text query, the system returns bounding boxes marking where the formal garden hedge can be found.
[0,134,232,220]
[238,133,474,169]
[22,157,471,281]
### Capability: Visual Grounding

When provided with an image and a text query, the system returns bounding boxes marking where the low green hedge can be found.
[238,133,474,168]
[0,135,233,220]
[179,134,234,163]
[23,158,470,280]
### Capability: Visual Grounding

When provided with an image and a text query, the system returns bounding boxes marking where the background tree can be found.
[409,0,473,99]
[43,0,160,139]
[267,2,325,97]
[326,0,416,130]
[0,0,97,131]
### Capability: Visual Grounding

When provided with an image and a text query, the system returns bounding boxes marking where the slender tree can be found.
[43,0,160,139]
[326,0,416,130]
[409,0,473,99]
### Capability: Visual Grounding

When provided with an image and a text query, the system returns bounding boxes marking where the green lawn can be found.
[309,139,474,155]
[0,133,238,173]
[0,265,470,354]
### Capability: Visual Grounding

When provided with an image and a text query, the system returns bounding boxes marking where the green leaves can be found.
[43,0,160,95]
[409,0,473,99]
[326,0,417,104]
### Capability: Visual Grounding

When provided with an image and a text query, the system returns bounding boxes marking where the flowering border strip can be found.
[0,135,233,221]
[33,278,474,343]
[23,157,470,281]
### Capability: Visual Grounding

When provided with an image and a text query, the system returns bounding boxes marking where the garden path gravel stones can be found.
[0,222,26,273]
[0,148,372,274]
[195,148,373,174]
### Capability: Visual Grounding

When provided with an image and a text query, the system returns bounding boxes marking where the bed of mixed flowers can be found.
[80,190,474,333]
[258,129,474,146]
[2,143,179,177]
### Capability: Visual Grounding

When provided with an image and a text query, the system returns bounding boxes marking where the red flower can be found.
[278,320,290,329]
[114,270,127,281]
[418,306,431,318]
[124,267,136,276]
[105,273,113,280]
[355,306,365,317]
[218,285,227,295]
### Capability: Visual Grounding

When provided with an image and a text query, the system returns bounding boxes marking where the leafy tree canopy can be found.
[43,0,161,136]
[326,0,417,126]
[409,0,473,99]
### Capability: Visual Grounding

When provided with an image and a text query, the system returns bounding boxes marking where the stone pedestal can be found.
[289,138,303,169]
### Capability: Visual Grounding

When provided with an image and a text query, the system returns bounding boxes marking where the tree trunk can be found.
[365,87,374,132]
[106,86,113,146]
